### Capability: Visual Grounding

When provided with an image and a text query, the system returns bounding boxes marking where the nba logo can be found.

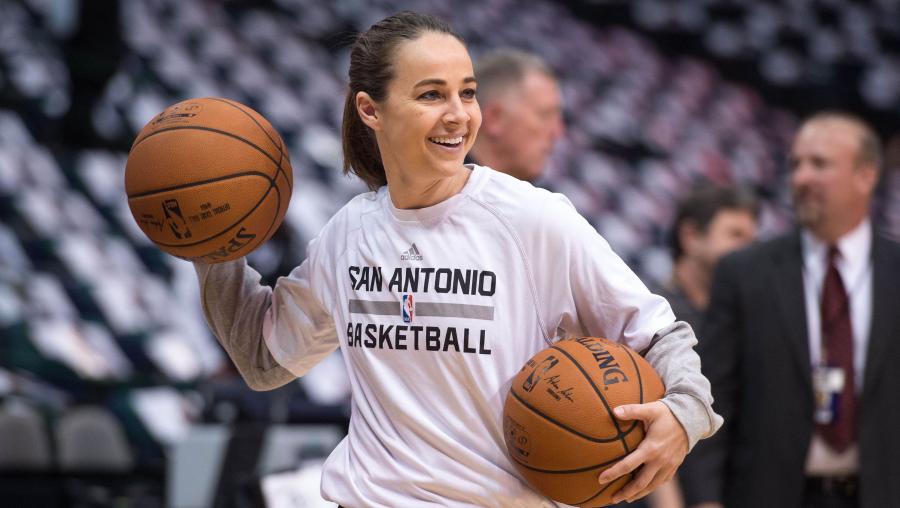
[402,294,414,323]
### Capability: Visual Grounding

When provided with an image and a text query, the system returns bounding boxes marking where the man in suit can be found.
[695,111,900,508]
[467,48,565,182]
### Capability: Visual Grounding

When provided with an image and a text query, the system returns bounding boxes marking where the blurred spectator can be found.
[654,185,759,508]
[468,48,564,181]
[657,184,759,321]
[696,112,900,507]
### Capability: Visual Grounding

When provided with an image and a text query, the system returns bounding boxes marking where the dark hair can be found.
[669,185,760,260]
[803,111,883,172]
[342,11,464,190]
[475,48,555,105]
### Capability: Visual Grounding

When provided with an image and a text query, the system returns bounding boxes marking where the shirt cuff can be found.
[660,392,724,451]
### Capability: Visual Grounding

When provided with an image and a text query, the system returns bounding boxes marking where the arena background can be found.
[1,0,899,506]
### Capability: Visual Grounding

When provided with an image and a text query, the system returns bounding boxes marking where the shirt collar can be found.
[381,164,485,223]
[801,217,872,280]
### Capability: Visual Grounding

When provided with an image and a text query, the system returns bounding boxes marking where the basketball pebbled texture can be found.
[503,337,665,507]
[125,97,292,263]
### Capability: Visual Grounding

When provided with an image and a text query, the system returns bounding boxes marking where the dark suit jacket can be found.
[691,230,900,508]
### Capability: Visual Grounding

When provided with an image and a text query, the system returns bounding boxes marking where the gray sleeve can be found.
[194,259,297,391]
[643,320,723,451]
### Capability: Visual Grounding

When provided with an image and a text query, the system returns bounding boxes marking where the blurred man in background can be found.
[469,48,565,182]
[656,185,759,508]
[657,185,759,331]
[696,112,900,507]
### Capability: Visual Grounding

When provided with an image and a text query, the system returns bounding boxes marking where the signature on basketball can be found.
[545,375,575,403]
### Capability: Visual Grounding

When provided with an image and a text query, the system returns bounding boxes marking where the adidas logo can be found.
[400,243,423,261]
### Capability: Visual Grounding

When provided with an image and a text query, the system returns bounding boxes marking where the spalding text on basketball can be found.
[196,227,256,262]
[575,337,629,386]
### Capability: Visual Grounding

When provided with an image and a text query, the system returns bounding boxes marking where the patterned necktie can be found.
[817,246,857,452]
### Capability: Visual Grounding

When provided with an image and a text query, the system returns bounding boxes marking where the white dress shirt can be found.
[802,218,873,476]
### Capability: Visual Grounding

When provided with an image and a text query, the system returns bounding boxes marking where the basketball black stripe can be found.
[551,344,632,454]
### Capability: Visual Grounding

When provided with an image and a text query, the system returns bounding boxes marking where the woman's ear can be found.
[356,91,380,131]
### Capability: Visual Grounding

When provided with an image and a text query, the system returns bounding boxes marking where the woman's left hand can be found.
[596,400,689,504]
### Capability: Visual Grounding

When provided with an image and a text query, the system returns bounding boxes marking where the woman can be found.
[195,11,721,507]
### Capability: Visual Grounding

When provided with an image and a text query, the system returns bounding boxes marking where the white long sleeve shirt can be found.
[201,165,720,507]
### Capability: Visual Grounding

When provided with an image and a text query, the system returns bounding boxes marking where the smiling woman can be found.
[192,10,722,508]
[342,15,481,209]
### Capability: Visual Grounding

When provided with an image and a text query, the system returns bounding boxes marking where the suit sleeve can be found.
[679,252,743,505]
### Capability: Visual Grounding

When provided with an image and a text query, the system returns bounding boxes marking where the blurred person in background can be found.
[695,111,900,508]
[657,185,759,334]
[654,185,759,508]
[467,48,565,182]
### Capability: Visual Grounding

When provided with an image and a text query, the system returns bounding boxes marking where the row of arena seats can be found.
[590,0,900,109]
[0,401,132,472]
[0,102,352,507]
[0,0,72,118]
[0,396,344,507]
[0,399,163,507]
[0,109,224,385]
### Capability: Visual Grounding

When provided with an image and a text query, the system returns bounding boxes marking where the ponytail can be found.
[342,91,386,190]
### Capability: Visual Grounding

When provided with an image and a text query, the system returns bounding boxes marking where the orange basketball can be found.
[503,337,665,507]
[124,97,292,263]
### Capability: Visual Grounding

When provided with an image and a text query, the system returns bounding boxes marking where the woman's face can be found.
[366,32,481,181]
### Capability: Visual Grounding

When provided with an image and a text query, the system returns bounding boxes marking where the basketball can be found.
[503,337,665,507]
[124,97,292,263]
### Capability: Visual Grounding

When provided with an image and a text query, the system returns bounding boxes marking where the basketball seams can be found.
[211,97,293,194]
[571,474,629,506]
[249,180,285,257]
[621,345,647,404]
[126,171,272,199]
[276,140,293,194]
[510,451,624,474]
[209,97,283,158]
[130,126,281,174]
[550,344,631,453]
[508,388,625,444]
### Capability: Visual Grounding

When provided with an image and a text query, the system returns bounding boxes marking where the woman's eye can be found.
[461,88,477,99]
[418,90,441,100]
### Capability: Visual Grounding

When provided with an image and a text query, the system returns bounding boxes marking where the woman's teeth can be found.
[429,136,464,146]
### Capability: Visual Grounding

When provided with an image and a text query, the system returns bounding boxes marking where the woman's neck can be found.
[386,165,471,209]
